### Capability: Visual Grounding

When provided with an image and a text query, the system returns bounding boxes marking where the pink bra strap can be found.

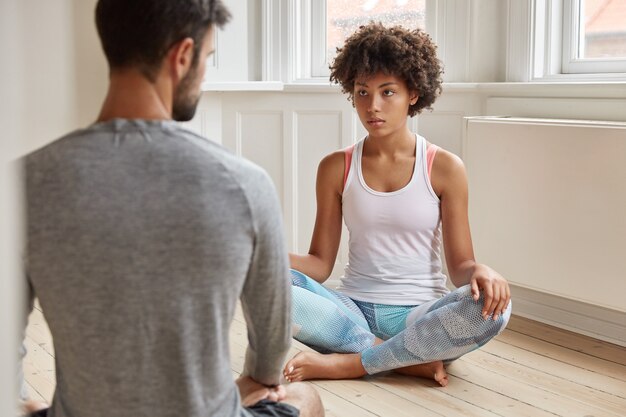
[426,143,439,180]
[343,144,356,189]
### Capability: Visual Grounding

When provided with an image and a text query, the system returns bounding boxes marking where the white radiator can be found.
[463,116,626,344]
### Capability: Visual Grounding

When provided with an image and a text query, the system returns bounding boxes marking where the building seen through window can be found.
[326,0,426,63]
[582,0,626,59]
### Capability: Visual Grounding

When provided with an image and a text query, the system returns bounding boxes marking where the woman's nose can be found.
[368,94,381,112]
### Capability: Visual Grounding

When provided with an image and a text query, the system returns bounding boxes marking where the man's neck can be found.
[97,69,173,122]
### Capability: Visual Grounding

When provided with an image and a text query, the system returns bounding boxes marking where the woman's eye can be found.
[357,90,368,96]
[383,90,395,96]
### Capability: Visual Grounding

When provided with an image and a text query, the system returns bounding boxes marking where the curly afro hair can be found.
[330,22,443,116]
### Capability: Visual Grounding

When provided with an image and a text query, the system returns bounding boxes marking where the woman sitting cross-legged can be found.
[284,22,512,387]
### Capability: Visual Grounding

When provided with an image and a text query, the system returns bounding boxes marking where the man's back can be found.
[25,119,291,417]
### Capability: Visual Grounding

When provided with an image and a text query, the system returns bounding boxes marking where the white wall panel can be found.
[465,117,626,312]
[464,116,626,343]
[218,92,357,276]
[486,97,626,123]
[184,94,223,143]
[238,111,285,208]
[418,112,465,156]
[294,112,342,256]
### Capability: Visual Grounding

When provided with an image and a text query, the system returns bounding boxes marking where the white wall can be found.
[12,0,106,158]
[1,1,22,412]
[72,0,109,128]
[465,117,626,343]
[1,0,107,408]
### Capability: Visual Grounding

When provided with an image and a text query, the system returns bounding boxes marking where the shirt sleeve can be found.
[239,169,292,386]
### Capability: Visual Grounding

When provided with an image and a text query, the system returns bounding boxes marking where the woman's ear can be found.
[410,91,419,106]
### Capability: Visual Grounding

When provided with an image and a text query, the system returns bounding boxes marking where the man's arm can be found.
[240,169,292,387]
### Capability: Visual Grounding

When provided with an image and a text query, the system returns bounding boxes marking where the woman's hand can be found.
[469,263,511,321]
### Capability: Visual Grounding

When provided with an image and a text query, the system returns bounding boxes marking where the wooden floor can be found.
[24,302,626,417]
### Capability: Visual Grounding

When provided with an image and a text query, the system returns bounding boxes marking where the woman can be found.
[284,23,511,386]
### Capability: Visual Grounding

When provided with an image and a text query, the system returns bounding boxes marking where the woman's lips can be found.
[367,118,384,127]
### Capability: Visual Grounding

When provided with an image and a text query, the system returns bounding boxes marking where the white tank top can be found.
[337,134,450,305]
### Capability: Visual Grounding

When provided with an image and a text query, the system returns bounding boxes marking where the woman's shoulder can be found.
[317,146,360,194]
[315,149,344,186]
[428,143,464,173]
[318,149,345,170]
[429,144,467,195]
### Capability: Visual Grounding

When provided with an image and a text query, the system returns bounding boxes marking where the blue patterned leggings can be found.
[290,269,511,374]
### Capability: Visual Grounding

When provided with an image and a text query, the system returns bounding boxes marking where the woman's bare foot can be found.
[283,351,367,382]
[395,361,449,386]
[283,350,448,386]
[370,336,448,386]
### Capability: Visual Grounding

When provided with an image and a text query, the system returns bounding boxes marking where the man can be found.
[21,0,323,416]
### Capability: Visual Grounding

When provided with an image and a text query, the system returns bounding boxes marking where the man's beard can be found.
[172,66,201,122]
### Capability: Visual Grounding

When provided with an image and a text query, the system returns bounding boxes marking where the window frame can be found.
[511,0,626,82]
[264,0,454,84]
[311,1,328,78]
[201,0,252,83]
[309,0,431,78]
[561,0,626,74]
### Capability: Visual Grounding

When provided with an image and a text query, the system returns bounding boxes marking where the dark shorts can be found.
[246,399,300,417]
[28,402,300,417]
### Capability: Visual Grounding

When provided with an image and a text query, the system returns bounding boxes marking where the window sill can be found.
[439,82,626,98]
[201,81,284,92]
[200,80,626,98]
[201,80,342,93]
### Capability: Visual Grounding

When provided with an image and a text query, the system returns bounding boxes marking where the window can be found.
[312,0,427,77]
[525,0,626,81]
[562,0,626,73]
[278,0,429,81]
[263,0,469,83]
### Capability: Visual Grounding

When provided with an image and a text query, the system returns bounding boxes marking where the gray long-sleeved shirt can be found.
[23,119,292,417]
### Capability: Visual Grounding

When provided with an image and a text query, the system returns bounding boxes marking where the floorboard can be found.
[507,316,626,365]
[22,304,626,417]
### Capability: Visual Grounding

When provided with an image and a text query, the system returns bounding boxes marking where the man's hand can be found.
[469,263,511,321]
[19,399,48,416]
[236,376,286,407]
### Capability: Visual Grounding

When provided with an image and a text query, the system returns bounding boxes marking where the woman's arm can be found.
[289,151,345,284]
[431,148,511,320]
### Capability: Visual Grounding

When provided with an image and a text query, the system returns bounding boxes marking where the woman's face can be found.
[353,72,417,138]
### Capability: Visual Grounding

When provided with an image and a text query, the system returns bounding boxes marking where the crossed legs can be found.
[285,270,511,385]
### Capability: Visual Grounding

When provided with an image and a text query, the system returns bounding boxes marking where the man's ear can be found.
[167,37,195,83]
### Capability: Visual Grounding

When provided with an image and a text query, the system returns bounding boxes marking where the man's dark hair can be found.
[330,22,443,116]
[96,0,231,81]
